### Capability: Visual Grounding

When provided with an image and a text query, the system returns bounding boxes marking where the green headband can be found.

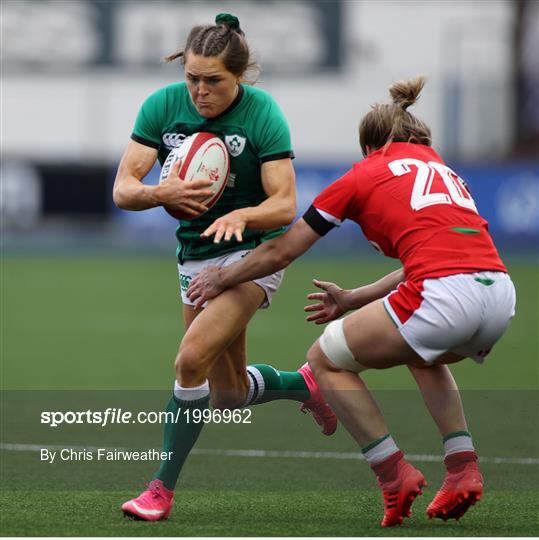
[215,13,240,30]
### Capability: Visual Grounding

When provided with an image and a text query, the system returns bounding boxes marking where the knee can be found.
[307,340,330,378]
[175,342,207,384]
[307,338,348,377]
[306,342,320,369]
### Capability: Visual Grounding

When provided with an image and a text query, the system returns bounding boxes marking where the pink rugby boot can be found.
[122,479,174,521]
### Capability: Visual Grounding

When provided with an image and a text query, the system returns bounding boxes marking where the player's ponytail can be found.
[389,76,426,111]
[359,76,432,156]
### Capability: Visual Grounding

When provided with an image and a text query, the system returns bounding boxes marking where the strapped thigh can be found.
[319,319,362,372]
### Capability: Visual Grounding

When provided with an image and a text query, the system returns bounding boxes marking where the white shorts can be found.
[178,249,284,309]
[383,271,516,364]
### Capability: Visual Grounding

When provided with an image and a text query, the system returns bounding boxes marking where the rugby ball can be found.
[159,132,229,219]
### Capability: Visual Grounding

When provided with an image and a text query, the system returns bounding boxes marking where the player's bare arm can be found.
[188,219,320,307]
[201,158,296,243]
[113,140,213,216]
[305,268,405,324]
[353,267,404,303]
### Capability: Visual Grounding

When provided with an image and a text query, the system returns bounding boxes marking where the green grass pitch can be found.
[1,255,538,536]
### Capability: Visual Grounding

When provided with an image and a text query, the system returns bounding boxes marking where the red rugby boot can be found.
[298,362,337,436]
[427,451,483,521]
[122,479,174,521]
[373,451,426,527]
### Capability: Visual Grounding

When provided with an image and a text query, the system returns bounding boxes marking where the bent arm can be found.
[113,140,160,210]
[220,218,320,287]
[201,158,297,243]
[243,158,297,228]
[113,140,214,216]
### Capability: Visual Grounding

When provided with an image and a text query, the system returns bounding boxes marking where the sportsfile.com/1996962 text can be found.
[40,408,252,427]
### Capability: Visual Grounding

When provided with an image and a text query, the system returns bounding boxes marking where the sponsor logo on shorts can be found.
[179,273,192,291]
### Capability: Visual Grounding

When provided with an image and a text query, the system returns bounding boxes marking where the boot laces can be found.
[146,480,164,500]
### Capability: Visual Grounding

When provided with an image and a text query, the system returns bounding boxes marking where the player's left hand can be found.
[201,210,247,244]
[304,279,350,324]
[187,266,225,309]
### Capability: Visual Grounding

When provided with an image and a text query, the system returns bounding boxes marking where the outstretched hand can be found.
[187,266,224,309]
[304,279,350,324]
[200,209,247,244]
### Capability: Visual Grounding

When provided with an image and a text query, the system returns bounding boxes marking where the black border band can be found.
[302,205,336,237]
[260,151,295,163]
[131,134,160,149]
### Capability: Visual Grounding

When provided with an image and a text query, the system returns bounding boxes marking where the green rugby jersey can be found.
[131,83,294,262]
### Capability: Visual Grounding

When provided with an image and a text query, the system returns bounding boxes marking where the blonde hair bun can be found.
[389,76,427,110]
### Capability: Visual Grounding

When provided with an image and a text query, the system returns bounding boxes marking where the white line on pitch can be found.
[1,443,537,465]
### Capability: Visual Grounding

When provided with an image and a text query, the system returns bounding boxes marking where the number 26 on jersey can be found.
[389,158,478,213]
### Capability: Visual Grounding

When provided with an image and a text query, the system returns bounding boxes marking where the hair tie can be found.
[215,13,240,31]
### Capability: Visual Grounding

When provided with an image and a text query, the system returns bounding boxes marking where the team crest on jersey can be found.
[162,132,187,149]
[225,135,246,157]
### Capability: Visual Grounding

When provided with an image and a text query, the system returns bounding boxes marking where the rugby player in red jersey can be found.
[188,77,516,528]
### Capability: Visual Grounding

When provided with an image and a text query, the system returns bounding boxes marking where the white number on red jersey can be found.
[388,158,478,213]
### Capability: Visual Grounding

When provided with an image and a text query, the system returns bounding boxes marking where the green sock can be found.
[154,394,209,490]
[245,364,310,405]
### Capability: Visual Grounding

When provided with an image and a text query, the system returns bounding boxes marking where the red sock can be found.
[444,451,478,473]
[371,450,404,484]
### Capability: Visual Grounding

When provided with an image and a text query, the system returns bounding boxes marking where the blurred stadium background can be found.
[1,1,538,536]
[2,0,538,253]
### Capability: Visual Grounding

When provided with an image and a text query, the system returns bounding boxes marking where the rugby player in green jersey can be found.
[113,14,336,521]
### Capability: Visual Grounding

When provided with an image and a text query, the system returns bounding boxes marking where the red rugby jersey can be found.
[303,143,507,281]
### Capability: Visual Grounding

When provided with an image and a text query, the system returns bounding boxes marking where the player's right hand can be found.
[304,279,350,324]
[155,159,215,217]
[187,266,225,309]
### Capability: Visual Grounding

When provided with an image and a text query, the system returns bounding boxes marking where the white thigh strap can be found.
[319,319,359,372]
